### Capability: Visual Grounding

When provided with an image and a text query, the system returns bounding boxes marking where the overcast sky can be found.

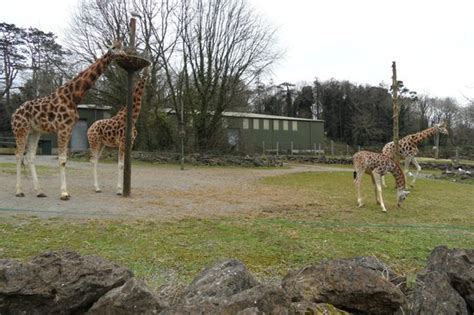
[2,0,474,104]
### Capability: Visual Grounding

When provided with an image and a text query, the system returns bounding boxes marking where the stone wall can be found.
[1,246,472,314]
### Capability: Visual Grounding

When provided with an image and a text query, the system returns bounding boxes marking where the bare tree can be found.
[0,23,27,116]
[179,0,280,149]
[65,0,281,151]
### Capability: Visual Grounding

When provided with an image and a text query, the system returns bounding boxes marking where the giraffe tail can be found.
[353,171,357,179]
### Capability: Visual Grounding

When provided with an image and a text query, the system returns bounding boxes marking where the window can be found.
[283,120,288,131]
[263,119,269,130]
[243,118,249,129]
[292,121,298,131]
[253,119,259,130]
[273,120,279,130]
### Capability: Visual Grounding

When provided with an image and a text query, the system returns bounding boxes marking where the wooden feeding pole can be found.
[123,17,136,197]
[391,61,400,162]
[115,15,150,197]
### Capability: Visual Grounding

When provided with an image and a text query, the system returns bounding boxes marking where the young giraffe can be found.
[381,122,449,187]
[11,42,125,200]
[353,151,409,212]
[87,67,149,195]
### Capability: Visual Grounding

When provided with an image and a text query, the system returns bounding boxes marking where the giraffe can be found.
[381,122,449,187]
[87,67,149,195]
[353,151,409,212]
[11,41,125,200]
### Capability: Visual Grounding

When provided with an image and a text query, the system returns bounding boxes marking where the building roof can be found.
[222,111,323,122]
[77,104,112,111]
[163,108,323,122]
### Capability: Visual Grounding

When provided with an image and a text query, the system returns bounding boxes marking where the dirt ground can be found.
[0,155,349,220]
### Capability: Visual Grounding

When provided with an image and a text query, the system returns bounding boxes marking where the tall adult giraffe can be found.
[382,122,448,187]
[11,42,125,200]
[87,67,149,195]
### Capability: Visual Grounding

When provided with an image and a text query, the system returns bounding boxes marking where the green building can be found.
[41,104,111,154]
[222,112,325,154]
[165,109,325,154]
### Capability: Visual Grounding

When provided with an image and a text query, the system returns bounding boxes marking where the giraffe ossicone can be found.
[353,150,409,212]
[11,41,125,200]
[87,66,149,195]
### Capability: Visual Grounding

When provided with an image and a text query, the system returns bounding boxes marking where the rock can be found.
[407,271,468,315]
[425,246,474,311]
[0,250,132,315]
[218,284,290,314]
[282,258,407,314]
[159,300,221,314]
[177,259,258,306]
[87,278,164,315]
[289,302,350,315]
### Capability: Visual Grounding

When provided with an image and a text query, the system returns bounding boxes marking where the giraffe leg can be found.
[354,171,364,207]
[90,143,104,193]
[58,132,72,200]
[372,171,387,212]
[410,157,421,186]
[381,175,387,188]
[26,131,46,197]
[370,173,380,205]
[117,146,124,195]
[14,131,28,197]
[404,157,413,178]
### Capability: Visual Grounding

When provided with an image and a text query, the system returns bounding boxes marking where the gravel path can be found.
[0,155,349,220]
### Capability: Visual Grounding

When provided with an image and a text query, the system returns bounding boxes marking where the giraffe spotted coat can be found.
[87,67,149,194]
[11,42,125,200]
[353,151,409,212]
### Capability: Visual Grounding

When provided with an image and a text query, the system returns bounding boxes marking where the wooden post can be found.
[391,61,400,162]
[276,142,279,156]
[123,17,137,197]
[346,144,349,156]
[179,99,185,171]
[291,141,293,155]
[262,141,265,155]
[434,131,440,159]
[331,140,334,156]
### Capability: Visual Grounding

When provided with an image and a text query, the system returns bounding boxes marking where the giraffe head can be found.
[107,40,126,56]
[435,122,449,135]
[396,188,410,207]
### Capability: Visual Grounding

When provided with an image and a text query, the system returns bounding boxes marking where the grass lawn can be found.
[1,166,473,289]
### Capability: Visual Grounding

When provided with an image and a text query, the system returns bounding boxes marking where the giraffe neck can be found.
[57,51,115,104]
[131,77,146,124]
[390,160,406,190]
[411,126,439,145]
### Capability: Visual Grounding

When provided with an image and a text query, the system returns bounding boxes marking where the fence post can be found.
[331,140,334,156]
[276,141,279,156]
[314,143,316,155]
[455,147,459,161]
[346,144,349,156]
[262,141,265,155]
[318,143,321,153]
[291,141,293,155]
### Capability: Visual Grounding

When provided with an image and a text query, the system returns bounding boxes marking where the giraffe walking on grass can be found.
[11,42,125,200]
[381,122,448,187]
[87,67,149,195]
[353,151,410,212]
